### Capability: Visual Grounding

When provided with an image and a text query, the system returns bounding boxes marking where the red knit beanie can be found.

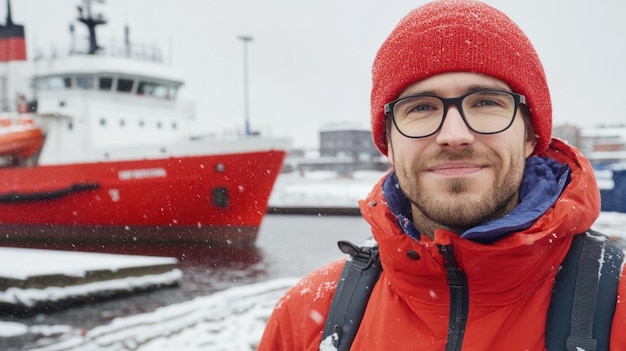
[371,0,551,156]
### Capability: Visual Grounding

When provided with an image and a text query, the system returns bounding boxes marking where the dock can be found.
[268,206,361,216]
[0,247,181,315]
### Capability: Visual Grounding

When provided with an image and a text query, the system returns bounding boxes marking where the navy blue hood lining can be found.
[382,156,571,243]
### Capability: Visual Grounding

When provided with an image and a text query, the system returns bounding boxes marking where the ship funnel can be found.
[0,0,26,62]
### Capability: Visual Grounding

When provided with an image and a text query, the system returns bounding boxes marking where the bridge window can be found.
[137,81,156,95]
[99,77,113,91]
[76,76,95,89]
[47,77,65,90]
[117,78,134,93]
[168,86,178,99]
[137,80,180,100]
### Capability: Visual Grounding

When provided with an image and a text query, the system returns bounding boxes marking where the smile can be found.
[428,163,485,176]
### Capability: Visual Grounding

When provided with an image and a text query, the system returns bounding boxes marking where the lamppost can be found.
[238,35,253,136]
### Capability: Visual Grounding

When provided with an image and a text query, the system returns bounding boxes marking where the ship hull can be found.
[0,150,285,259]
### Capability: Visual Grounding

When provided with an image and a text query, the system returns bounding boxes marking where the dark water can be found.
[3,214,371,350]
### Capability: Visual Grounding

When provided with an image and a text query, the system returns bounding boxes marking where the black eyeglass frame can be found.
[384,89,527,139]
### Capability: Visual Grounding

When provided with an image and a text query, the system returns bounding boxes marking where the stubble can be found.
[397,149,524,236]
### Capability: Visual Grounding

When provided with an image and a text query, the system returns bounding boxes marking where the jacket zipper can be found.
[439,244,469,351]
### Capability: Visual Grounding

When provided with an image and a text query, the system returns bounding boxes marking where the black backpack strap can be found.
[546,230,624,351]
[320,239,382,351]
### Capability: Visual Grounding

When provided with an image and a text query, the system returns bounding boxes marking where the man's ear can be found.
[524,117,538,157]
[525,133,538,158]
[521,106,538,157]
[387,138,394,166]
[385,119,395,165]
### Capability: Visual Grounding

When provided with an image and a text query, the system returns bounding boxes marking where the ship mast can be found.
[77,0,107,55]
[5,0,12,26]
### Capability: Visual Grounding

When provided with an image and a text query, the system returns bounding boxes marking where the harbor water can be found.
[3,214,371,351]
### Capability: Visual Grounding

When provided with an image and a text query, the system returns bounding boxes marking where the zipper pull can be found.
[439,245,465,287]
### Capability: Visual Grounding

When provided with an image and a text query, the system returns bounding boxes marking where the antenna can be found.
[124,25,130,57]
[6,0,13,26]
[76,0,107,55]
[69,24,75,53]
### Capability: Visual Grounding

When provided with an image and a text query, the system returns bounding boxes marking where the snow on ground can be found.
[0,248,182,308]
[268,170,386,208]
[1,248,178,280]
[0,270,183,310]
[24,278,299,351]
[2,170,626,350]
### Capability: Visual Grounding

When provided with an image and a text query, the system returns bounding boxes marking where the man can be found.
[258,0,626,349]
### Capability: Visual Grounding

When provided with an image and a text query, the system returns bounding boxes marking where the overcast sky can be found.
[6,0,626,148]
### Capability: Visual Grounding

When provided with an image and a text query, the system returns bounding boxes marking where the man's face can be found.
[387,72,536,237]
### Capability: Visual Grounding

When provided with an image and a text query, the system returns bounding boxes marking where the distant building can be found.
[551,124,626,166]
[579,125,626,167]
[552,124,580,148]
[553,124,626,212]
[292,122,389,175]
[319,122,379,160]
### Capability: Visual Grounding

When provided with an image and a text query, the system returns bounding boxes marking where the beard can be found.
[396,148,525,234]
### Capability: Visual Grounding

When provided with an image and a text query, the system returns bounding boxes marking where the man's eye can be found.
[410,104,434,112]
[476,100,497,107]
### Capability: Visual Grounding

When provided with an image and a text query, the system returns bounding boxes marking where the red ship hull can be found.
[0,150,285,260]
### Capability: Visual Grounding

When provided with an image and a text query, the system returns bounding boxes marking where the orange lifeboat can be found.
[0,117,44,158]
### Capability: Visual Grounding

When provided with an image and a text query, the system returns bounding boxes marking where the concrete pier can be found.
[0,247,181,315]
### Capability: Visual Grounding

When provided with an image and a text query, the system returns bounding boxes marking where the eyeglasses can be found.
[384,90,526,138]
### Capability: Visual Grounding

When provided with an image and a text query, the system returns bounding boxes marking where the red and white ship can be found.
[0,1,287,258]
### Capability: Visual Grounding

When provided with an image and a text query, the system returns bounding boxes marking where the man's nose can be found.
[434,105,475,148]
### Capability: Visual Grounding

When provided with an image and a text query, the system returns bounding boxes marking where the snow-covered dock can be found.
[0,248,181,314]
[267,171,384,215]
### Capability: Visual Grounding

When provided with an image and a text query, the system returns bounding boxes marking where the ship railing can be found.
[35,37,164,64]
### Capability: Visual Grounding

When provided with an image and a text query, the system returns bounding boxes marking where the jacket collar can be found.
[383,156,571,243]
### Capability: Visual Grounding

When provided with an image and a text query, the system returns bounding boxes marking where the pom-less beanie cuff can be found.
[371,0,551,156]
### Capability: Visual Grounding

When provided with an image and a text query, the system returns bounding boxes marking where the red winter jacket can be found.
[258,139,626,350]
